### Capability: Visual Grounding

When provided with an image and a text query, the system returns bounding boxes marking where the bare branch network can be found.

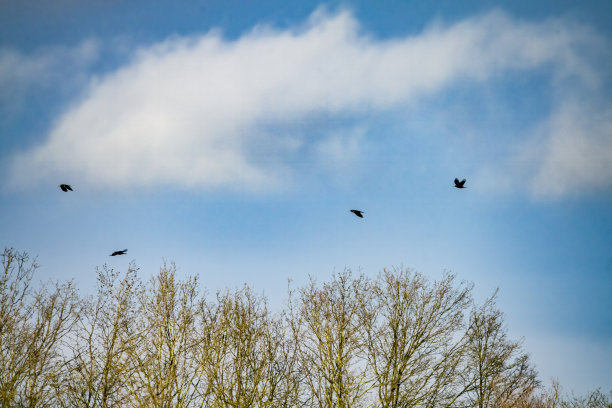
[0,248,609,408]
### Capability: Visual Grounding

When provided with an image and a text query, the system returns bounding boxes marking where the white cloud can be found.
[529,101,612,198]
[313,126,366,185]
[8,8,610,195]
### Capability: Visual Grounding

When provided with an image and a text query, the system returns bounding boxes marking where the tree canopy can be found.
[0,247,608,407]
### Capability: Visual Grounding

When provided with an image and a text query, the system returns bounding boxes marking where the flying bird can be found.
[350,209,364,218]
[454,178,466,189]
[59,184,73,192]
[110,249,128,256]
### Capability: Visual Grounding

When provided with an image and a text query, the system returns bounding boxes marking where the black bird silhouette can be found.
[350,209,364,218]
[454,178,466,189]
[110,249,128,256]
[59,184,73,192]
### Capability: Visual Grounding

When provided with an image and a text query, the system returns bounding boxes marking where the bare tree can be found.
[198,285,297,408]
[362,269,473,408]
[504,379,560,408]
[528,381,612,408]
[289,270,372,408]
[461,291,539,408]
[559,388,612,408]
[0,247,79,408]
[125,262,202,408]
[57,264,140,408]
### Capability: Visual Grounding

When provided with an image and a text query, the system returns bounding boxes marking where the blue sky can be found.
[1,0,611,395]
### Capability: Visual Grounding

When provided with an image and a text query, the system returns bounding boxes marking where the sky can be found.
[1,0,611,396]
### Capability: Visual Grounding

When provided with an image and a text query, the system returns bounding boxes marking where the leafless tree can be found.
[0,247,79,408]
[362,269,473,408]
[559,387,612,408]
[57,264,140,408]
[198,284,298,407]
[125,262,202,408]
[289,270,372,408]
[460,291,539,408]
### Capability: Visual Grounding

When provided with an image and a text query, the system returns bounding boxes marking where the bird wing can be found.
[60,185,67,191]
[454,178,460,186]
[459,179,466,187]
[67,185,73,191]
